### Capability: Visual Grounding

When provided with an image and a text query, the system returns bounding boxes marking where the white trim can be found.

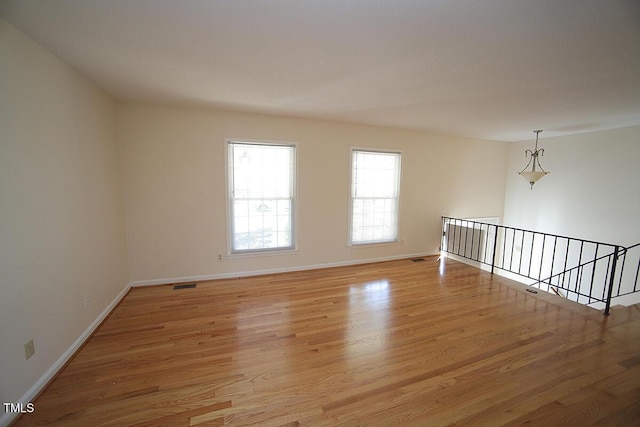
[0,283,131,427]
[226,247,299,260]
[130,252,435,287]
[464,216,501,225]
[348,240,401,249]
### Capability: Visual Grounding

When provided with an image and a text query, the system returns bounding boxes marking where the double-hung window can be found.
[228,141,296,254]
[350,148,401,245]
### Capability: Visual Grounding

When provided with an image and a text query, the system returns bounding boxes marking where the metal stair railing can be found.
[612,243,640,299]
[532,248,620,313]
[440,216,640,315]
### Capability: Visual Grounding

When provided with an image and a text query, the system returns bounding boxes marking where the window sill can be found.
[227,248,299,259]
[348,240,402,248]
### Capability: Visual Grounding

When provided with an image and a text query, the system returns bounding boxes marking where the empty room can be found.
[1,1,640,426]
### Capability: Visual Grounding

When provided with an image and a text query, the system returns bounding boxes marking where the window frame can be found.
[348,147,402,247]
[226,139,298,256]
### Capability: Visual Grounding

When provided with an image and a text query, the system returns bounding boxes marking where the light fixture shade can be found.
[520,171,548,187]
[519,130,549,189]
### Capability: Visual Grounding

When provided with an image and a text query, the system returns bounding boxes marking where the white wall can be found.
[503,126,640,247]
[118,104,509,283]
[0,18,129,420]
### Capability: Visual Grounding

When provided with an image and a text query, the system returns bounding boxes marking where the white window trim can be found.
[225,138,299,257]
[348,146,402,247]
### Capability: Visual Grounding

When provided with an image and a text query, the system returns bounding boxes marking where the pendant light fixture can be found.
[519,129,549,189]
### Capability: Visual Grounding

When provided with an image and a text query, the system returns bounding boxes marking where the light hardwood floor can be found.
[13,257,640,426]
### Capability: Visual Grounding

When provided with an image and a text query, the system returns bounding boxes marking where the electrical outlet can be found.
[217,254,223,261]
[83,294,91,308]
[24,339,35,360]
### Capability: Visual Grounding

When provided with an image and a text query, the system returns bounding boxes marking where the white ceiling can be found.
[1,0,639,142]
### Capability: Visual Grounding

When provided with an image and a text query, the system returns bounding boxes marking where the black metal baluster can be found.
[491,225,499,274]
[633,253,640,293]
[563,239,570,281]
[470,222,476,260]
[510,228,516,271]
[601,256,612,301]
[604,247,620,315]
[576,266,582,302]
[587,243,599,304]
[483,224,489,264]
[464,220,469,258]
[501,227,507,269]
[527,232,535,278]
[576,241,584,297]
[451,218,457,255]
[538,234,546,282]
[550,236,557,290]
[477,223,482,261]
[616,249,627,297]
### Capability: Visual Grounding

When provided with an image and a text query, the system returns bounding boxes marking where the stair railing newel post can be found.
[604,246,620,316]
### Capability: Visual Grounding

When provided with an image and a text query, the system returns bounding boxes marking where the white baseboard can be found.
[131,252,436,287]
[0,283,131,427]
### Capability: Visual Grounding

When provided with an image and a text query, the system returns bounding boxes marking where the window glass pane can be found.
[234,233,250,251]
[351,149,400,245]
[353,151,399,198]
[229,142,295,253]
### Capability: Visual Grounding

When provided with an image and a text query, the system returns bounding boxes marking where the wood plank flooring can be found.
[13,257,640,426]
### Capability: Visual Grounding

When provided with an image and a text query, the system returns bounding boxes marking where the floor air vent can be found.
[173,283,197,290]
[411,258,426,262]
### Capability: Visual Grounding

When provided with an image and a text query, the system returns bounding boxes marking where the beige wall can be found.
[1,10,637,424]
[0,18,129,413]
[119,103,509,283]
[503,126,640,246]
